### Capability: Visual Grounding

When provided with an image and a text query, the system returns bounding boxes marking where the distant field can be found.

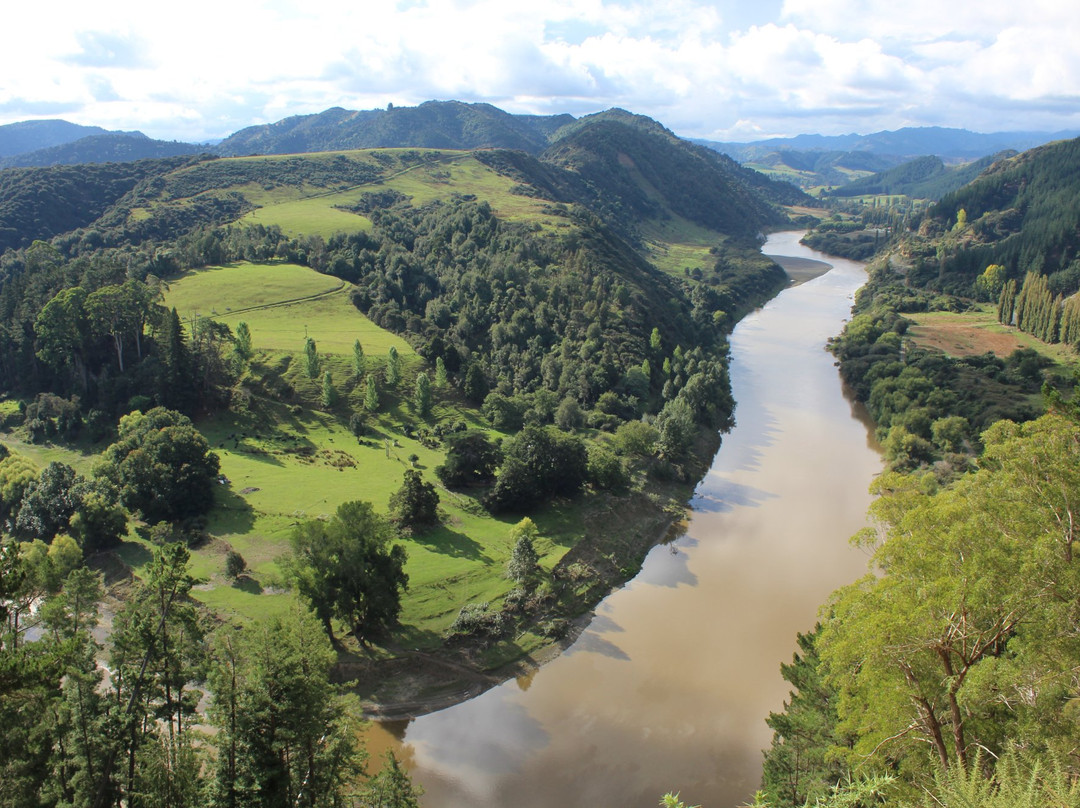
[234,151,557,237]
[906,306,1079,364]
[162,261,414,356]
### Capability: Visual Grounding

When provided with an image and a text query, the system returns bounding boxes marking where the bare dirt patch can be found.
[907,317,1026,358]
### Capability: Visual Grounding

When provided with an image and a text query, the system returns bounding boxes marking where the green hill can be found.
[825,151,1015,200]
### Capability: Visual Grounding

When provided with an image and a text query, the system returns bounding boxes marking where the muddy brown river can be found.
[366,231,883,807]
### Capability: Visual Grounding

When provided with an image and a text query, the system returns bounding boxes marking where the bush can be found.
[225,549,246,579]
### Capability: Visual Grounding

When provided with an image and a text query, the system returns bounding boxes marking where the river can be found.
[365,231,883,807]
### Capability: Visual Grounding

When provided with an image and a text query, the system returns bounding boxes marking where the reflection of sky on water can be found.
[406,690,549,777]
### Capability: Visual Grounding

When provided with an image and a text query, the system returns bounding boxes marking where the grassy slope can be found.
[163,261,413,356]
[230,150,558,237]
[6,146,770,696]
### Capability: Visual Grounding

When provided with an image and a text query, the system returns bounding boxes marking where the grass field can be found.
[162,261,414,356]
[906,305,1080,366]
[231,150,559,238]
[31,257,611,665]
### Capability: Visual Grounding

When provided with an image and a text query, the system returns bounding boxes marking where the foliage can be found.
[98,406,221,523]
[435,430,501,488]
[284,500,408,643]
[358,751,424,808]
[485,425,587,513]
[206,603,365,808]
[505,518,541,585]
[388,470,440,530]
[413,371,432,417]
[225,549,246,580]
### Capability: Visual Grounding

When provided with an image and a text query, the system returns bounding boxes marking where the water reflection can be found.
[369,232,883,808]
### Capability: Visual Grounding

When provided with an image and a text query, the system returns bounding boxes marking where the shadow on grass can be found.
[114,540,153,571]
[209,487,257,534]
[410,524,492,562]
[390,623,446,653]
[232,575,264,595]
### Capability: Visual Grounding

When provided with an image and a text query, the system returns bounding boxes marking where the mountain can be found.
[0,119,112,158]
[216,101,576,156]
[542,112,804,241]
[703,126,1079,163]
[0,106,810,254]
[0,132,204,169]
[825,150,1017,201]
[915,136,1080,284]
[696,126,1079,191]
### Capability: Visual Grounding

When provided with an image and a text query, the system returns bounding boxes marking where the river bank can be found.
[362,231,882,808]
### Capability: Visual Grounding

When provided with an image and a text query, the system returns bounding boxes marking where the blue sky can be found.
[1,0,1077,143]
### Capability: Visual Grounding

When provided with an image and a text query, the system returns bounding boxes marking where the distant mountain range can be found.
[700,127,1079,163]
[1,107,1076,205]
[692,126,1078,192]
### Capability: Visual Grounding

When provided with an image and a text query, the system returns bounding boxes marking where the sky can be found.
[2,0,1078,144]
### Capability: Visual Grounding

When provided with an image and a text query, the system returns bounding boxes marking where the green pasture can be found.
[187,400,579,648]
[162,261,413,356]
[640,217,726,276]
[232,151,558,238]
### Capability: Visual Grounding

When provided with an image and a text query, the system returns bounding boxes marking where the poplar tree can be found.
[352,339,364,380]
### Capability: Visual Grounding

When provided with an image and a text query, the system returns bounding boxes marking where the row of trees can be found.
[998,270,1080,348]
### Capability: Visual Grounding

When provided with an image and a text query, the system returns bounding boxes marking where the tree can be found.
[389,470,440,530]
[34,286,91,392]
[207,604,365,808]
[321,370,337,409]
[760,626,845,808]
[435,431,501,488]
[13,461,82,540]
[364,375,379,413]
[352,338,365,380]
[108,542,205,803]
[97,407,221,524]
[284,501,408,643]
[385,346,400,387]
[434,356,447,389]
[233,321,253,364]
[359,751,423,808]
[486,425,587,513]
[0,453,39,522]
[505,518,540,586]
[413,372,432,417]
[304,337,320,379]
[225,550,246,580]
[463,363,487,404]
[85,280,155,373]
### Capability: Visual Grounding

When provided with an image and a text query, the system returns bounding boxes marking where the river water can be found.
[367,231,883,807]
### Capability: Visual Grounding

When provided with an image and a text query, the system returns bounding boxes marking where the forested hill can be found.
[0,112,809,255]
[825,150,1015,201]
[0,133,204,169]
[0,119,112,158]
[908,136,1080,286]
[0,156,205,252]
[542,117,799,241]
[216,101,575,156]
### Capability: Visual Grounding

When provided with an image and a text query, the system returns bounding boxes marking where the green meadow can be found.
[162,261,413,356]
[231,150,559,237]
[131,258,597,660]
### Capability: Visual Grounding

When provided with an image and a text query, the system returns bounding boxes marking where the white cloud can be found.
[0,0,1077,141]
